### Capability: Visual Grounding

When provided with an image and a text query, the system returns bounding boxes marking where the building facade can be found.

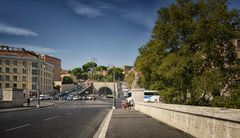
[0,46,54,97]
[41,54,61,81]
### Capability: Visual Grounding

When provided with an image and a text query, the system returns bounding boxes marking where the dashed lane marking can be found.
[6,123,31,132]
[44,115,60,121]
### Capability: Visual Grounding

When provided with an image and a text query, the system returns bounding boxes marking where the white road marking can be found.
[93,109,113,138]
[44,116,60,121]
[6,123,31,132]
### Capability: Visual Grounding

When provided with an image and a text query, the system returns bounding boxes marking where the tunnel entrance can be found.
[98,87,112,96]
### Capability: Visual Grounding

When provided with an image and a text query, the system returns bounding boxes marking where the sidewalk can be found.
[0,101,54,113]
[106,106,193,138]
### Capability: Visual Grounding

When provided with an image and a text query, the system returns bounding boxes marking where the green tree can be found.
[135,0,240,107]
[62,76,73,84]
[81,72,89,80]
[95,66,107,71]
[82,62,97,72]
[124,72,135,89]
[70,67,82,79]
[107,67,124,81]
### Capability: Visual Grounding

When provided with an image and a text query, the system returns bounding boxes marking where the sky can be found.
[0,0,239,70]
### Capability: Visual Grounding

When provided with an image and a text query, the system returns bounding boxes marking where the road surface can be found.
[0,99,112,138]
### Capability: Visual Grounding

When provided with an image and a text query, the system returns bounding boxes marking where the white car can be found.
[87,94,96,100]
[73,96,79,100]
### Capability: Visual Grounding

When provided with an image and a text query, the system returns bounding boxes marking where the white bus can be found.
[144,90,159,102]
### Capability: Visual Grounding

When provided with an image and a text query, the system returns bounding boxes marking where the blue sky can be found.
[0,0,239,70]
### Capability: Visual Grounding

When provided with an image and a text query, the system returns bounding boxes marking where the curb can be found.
[0,103,55,113]
[94,108,113,138]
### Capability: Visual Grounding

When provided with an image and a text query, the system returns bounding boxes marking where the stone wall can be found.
[0,88,24,108]
[61,84,77,92]
[135,102,240,138]
[0,101,13,108]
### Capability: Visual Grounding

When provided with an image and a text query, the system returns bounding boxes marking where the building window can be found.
[13,68,17,73]
[13,76,17,81]
[6,75,10,81]
[0,59,2,65]
[13,60,17,66]
[32,84,37,90]
[22,61,27,67]
[13,83,17,88]
[0,75,2,81]
[237,40,240,50]
[32,77,37,83]
[22,76,27,81]
[32,69,38,75]
[0,67,2,72]
[5,83,10,88]
[5,60,10,65]
[0,83,2,88]
[22,84,27,89]
[6,67,10,73]
[32,62,38,68]
[22,68,28,74]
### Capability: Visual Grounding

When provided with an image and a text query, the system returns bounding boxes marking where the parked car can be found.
[107,95,113,98]
[79,96,83,100]
[87,94,96,100]
[73,96,79,100]
[67,95,73,100]
[82,96,87,100]
[39,94,50,100]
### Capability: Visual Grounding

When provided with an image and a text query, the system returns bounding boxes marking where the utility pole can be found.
[92,68,94,101]
[37,61,40,108]
[113,72,116,109]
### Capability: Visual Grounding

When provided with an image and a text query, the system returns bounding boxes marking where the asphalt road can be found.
[0,99,112,138]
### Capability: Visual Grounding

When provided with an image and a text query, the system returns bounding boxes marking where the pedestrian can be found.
[129,99,134,110]
[128,99,134,110]
[122,99,125,110]
[124,100,128,111]
[27,98,30,106]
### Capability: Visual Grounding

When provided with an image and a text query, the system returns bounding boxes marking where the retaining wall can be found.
[135,102,240,138]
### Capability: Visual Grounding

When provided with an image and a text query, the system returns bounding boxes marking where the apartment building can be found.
[0,45,54,97]
[41,54,61,81]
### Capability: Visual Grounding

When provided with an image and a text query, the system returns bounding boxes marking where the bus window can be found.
[144,91,159,102]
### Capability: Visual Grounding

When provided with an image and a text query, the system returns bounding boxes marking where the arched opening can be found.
[98,87,112,96]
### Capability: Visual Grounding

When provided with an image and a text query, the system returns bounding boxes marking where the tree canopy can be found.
[135,0,240,108]
[95,66,107,71]
[106,67,124,81]
[70,67,82,79]
[82,62,97,72]
[62,76,73,84]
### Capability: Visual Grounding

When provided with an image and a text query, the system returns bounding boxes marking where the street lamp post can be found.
[104,78,106,96]
[92,68,94,101]
[23,66,31,105]
[108,64,116,109]
[113,72,116,109]
[37,62,40,108]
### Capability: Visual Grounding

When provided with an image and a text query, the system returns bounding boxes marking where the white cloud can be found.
[68,0,116,18]
[0,42,67,54]
[0,23,38,36]
[122,11,155,29]
[68,0,103,18]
